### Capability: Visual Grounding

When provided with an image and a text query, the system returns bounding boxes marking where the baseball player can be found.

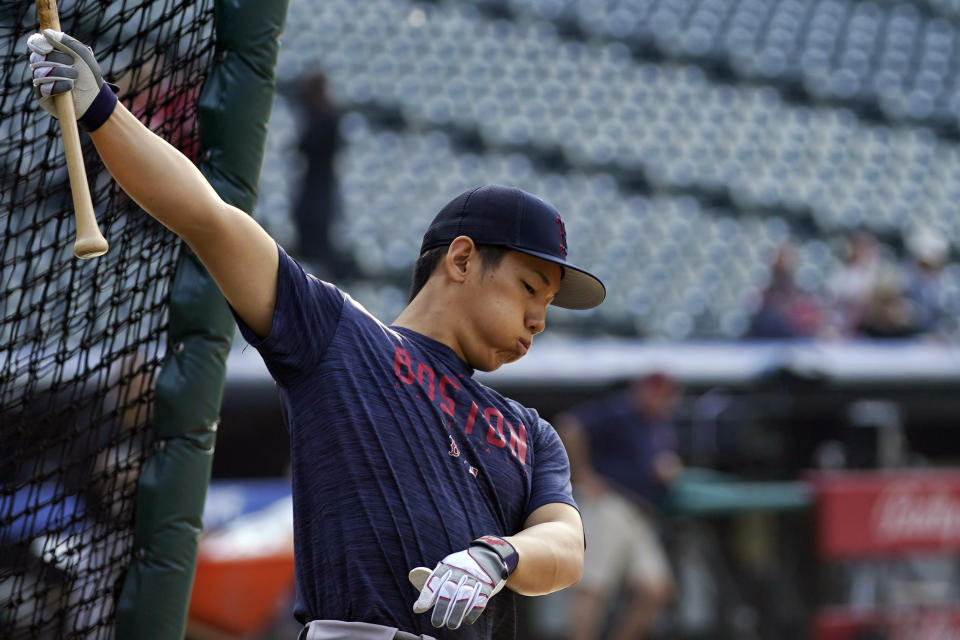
[27,30,606,639]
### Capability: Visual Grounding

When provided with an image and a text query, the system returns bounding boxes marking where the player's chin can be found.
[499,350,525,366]
[475,350,522,372]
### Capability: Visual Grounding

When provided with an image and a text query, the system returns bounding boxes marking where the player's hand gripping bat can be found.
[33,0,109,258]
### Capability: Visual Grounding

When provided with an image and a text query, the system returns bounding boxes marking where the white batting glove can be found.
[27,29,117,130]
[411,536,519,630]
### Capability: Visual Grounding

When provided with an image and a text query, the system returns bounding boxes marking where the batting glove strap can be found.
[78,83,117,132]
[471,536,519,575]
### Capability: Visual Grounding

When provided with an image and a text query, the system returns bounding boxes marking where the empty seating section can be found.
[925,0,960,22]
[258,105,842,338]
[251,0,960,338]
[340,115,815,338]
[477,0,960,128]
[279,0,960,240]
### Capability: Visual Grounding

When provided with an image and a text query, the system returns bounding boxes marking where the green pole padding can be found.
[115,0,288,637]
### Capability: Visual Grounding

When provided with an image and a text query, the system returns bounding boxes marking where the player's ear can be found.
[445,236,475,283]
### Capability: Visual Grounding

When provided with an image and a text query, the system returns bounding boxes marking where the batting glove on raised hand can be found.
[410,536,519,630]
[27,29,117,130]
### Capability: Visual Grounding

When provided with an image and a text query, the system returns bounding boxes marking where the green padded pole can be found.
[115,0,289,637]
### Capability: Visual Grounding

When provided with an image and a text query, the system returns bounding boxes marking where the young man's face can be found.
[455,250,562,372]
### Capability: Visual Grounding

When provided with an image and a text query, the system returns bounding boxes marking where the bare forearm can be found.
[89,102,224,244]
[88,102,279,337]
[503,518,583,596]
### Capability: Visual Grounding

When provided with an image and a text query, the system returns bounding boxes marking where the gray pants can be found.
[298,619,437,640]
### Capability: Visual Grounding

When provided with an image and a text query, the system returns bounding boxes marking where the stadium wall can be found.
[114,0,289,637]
[217,339,960,478]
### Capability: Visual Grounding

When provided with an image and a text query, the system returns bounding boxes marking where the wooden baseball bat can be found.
[36,0,109,259]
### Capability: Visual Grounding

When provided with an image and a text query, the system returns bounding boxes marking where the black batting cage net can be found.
[0,1,214,637]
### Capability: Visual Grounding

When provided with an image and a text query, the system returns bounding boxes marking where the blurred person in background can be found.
[747,243,824,339]
[556,373,683,640]
[290,72,343,275]
[857,270,917,339]
[901,227,951,339]
[825,230,895,337]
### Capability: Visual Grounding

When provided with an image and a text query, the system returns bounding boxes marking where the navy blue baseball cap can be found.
[420,185,606,309]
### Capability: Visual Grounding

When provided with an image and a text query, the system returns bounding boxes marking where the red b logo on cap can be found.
[555,216,568,258]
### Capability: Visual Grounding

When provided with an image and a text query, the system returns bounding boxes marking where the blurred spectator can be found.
[902,227,951,338]
[291,72,343,274]
[556,373,682,640]
[825,230,895,337]
[857,270,917,339]
[747,243,824,338]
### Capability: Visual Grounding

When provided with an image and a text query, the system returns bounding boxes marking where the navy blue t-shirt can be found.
[572,392,677,506]
[234,246,576,639]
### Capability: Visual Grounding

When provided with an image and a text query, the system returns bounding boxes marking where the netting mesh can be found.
[0,1,215,637]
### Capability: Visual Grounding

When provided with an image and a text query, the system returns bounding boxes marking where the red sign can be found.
[816,607,960,640]
[813,471,960,559]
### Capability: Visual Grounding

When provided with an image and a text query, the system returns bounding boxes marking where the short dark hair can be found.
[409,243,510,302]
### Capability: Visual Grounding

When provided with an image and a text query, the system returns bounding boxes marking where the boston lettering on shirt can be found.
[233,246,575,640]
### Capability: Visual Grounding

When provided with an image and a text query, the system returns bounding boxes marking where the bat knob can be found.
[74,234,109,259]
[408,566,431,591]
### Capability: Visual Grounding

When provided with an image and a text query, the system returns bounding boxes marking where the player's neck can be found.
[392,290,467,362]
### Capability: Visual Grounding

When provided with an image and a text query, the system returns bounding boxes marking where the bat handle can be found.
[53,93,109,258]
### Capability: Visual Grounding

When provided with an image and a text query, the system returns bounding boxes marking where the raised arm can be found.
[90,104,278,337]
[28,30,278,338]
